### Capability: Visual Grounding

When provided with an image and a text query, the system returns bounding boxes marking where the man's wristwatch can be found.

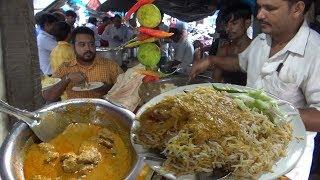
[64,74,71,82]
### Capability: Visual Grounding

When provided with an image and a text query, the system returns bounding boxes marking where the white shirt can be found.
[172,37,194,69]
[159,23,170,57]
[37,30,57,75]
[86,23,101,47]
[239,20,320,179]
[101,25,132,48]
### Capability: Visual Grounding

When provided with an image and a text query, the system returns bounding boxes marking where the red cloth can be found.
[98,24,106,35]
[100,40,109,47]
[97,24,108,47]
[86,0,101,10]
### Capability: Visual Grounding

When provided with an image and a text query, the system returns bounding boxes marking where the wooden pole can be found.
[0,0,44,128]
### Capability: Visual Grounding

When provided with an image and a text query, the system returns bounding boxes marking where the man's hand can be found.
[189,58,211,79]
[67,72,87,84]
[113,35,123,42]
[299,108,320,132]
[93,82,113,95]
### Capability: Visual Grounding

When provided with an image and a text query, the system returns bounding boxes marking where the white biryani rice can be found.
[136,87,292,178]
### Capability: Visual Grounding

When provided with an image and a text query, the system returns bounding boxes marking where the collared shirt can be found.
[101,24,132,48]
[50,41,75,73]
[172,37,194,69]
[53,56,123,99]
[86,23,101,47]
[35,25,41,37]
[159,23,170,57]
[239,20,320,179]
[37,30,57,75]
[239,20,320,110]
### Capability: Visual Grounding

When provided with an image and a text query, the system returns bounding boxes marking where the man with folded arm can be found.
[190,0,320,179]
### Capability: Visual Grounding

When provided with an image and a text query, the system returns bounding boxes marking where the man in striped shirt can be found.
[43,27,122,103]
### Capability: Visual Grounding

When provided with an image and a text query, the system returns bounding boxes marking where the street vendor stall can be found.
[0,0,319,180]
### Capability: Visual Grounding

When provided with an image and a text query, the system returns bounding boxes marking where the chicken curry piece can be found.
[23,123,134,180]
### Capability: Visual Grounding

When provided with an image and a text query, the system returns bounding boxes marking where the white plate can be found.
[41,77,61,91]
[72,82,104,92]
[131,83,307,180]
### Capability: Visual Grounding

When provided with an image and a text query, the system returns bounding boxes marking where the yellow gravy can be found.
[23,123,134,180]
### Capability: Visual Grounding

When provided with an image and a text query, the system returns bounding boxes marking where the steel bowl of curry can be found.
[0,99,143,180]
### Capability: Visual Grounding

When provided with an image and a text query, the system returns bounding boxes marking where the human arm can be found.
[299,108,320,131]
[212,44,227,82]
[113,35,123,43]
[101,26,111,41]
[42,75,70,103]
[42,72,86,103]
[299,58,320,132]
[189,55,241,79]
[181,41,194,67]
[92,82,114,95]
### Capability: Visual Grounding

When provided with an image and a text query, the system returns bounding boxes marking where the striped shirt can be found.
[53,56,123,99]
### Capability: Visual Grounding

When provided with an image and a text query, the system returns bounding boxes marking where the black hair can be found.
[70,26,95,44]
[38,13,59,29]
[286,0,313,14]
[223,2,252,23]
[88,17,97,25]
[52,11,66,21]
[35,11,45,25]
[214,10,227,38]
[102,16,111,23]
[216,10,225,28]
[52,21,71,41]
[114,14,122,20]
[169,27,182,37]
[65,10,77,18]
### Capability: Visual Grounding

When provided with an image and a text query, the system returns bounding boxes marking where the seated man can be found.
[169,22,194,73]
[43,27,123,102]
[212,2,252,85]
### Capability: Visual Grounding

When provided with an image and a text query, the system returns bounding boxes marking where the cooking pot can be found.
[0,99,143,180]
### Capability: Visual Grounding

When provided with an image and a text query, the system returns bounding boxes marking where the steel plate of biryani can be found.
[132,83,306,179]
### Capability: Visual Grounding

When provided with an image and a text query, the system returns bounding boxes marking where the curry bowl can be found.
[0,99,143,180]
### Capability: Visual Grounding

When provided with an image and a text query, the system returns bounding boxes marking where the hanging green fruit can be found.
[137,4,162,28]
[137,43,161,68]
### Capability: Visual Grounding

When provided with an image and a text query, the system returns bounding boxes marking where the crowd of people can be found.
[35,10,123,102]
[35,9,198,102]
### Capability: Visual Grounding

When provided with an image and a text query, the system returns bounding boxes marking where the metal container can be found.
[0,99,143,180]
[139,75,213,104]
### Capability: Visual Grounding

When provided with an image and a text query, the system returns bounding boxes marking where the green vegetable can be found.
[137,4,162,28]
[137,43,161,68]
[212,84,245,93]
[234,98,248,111]
[248,90,273,102]
[213,83,286,125]
[254,99,270,111]
[229,93,255,104]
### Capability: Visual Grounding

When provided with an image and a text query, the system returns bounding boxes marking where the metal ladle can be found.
[0,100,67,142]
